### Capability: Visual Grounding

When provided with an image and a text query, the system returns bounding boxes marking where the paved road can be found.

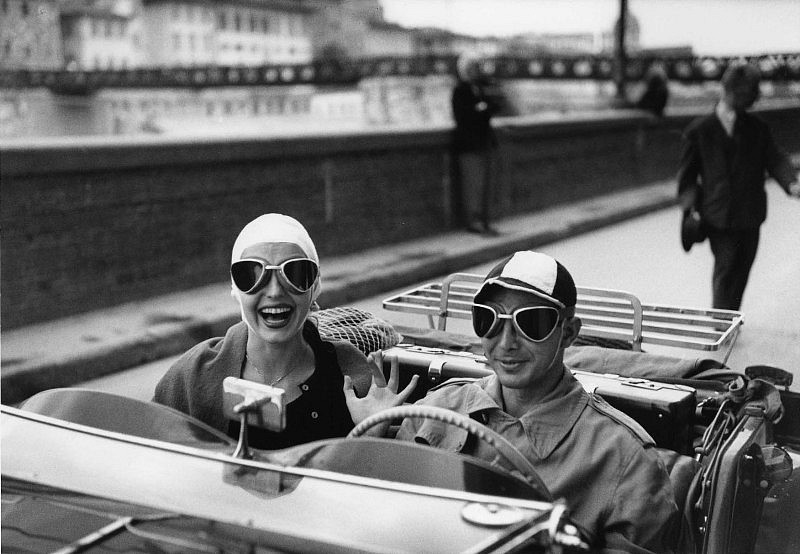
[80,183,800,400]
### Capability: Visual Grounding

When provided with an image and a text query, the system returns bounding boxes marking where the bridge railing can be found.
[1,53,798,94]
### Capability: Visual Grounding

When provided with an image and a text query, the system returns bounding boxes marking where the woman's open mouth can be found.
[258,306,293,328]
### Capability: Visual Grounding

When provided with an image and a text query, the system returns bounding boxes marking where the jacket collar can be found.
[468,368,589,459]
[715,101,737,137]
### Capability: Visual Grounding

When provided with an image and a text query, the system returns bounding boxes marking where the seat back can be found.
[656,447,701,554]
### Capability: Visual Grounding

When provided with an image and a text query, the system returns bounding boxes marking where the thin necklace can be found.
[247,355,293,387]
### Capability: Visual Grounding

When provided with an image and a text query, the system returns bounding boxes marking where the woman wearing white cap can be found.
[154,213,416,449]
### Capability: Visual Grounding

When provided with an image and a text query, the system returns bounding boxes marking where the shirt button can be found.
[301,384,309,391]
[311,411,319,419]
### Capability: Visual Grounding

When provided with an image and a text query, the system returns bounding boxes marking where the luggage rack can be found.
[383,273,744,363]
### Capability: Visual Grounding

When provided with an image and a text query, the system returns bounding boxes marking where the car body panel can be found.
[1,402,555,553]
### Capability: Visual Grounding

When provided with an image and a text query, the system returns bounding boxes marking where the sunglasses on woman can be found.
[230,258,319,294]
[472,303,563,342]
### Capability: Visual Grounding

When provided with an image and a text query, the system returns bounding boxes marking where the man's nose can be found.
[496,318,519,347]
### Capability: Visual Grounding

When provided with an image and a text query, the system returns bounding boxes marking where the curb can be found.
[1,182,676,405]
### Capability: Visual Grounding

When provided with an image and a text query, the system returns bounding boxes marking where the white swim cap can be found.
[231,213,318,264]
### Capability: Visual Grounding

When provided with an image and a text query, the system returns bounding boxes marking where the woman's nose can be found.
[261,270,283,295]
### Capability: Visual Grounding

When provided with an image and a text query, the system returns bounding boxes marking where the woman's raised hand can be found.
[343,350,419,434]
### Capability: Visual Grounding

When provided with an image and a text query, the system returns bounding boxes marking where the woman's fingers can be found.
[396,374,419,403]
[367,350,388,387]
[342,375,355,399]
[386,353,400,391]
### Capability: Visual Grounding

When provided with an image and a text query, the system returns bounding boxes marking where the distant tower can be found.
[602,7,640,54]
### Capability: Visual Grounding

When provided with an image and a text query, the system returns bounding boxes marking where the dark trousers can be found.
[707,226,760,310]
[457,149,492,228]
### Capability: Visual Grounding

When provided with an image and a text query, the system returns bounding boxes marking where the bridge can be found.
[2,53,799,94]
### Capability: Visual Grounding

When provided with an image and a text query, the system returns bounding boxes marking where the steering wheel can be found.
[348,404,552,501]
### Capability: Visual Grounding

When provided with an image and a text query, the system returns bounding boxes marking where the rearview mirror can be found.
[222,377,286,433]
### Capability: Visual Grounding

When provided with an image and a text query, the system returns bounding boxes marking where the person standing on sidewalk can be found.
[677,62,800,310]
[635,64,669,118]
[452,53,501,235]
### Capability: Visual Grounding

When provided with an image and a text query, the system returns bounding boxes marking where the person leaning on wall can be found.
[451,52,502,236]
[677,62,800,310]
[635,64,670,118]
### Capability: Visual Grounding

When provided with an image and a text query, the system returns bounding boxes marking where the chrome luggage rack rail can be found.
[383,273,744,362]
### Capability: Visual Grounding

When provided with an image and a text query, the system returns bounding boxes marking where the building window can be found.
[217,12,227,30]
[234,12,241,32]
[188,35,195,52]
[21,1,29,17]
[1,1,7,14]
[173,34,181,50]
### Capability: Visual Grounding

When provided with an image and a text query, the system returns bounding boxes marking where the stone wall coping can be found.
[2,103,797,177]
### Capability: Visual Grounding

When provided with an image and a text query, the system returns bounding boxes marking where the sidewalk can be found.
[1,181,676,404]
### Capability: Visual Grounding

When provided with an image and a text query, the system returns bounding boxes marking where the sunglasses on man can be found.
[231,258,319,295]
[472,303,564,342]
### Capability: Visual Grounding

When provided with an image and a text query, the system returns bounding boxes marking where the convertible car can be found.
[2,273,798,553]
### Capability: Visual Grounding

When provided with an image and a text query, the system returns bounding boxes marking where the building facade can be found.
[209,0,313,66]
[61,1,143,69]
[0,0,63,69]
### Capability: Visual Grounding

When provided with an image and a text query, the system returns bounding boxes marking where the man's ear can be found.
[560,316,582,349]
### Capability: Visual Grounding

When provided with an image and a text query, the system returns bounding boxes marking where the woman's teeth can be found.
[259,306,292,325]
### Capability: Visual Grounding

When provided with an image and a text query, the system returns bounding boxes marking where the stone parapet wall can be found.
[3,105,799,328]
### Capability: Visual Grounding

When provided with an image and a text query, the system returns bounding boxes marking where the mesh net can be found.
[311,306,402,355]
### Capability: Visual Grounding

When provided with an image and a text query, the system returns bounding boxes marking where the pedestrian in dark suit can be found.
[677,63,800,310]
[452,53,501,235]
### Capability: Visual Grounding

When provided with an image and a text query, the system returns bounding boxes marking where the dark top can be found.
[153,320,372,438]
[228,322,355,449]
[635,80,668,117]
[677,110,797,230]
[451,78,499,153]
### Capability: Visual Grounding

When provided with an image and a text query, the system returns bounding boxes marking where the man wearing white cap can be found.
[396,251,679,553]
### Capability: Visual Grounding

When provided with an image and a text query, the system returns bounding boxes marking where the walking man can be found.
[677,62,800,310]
